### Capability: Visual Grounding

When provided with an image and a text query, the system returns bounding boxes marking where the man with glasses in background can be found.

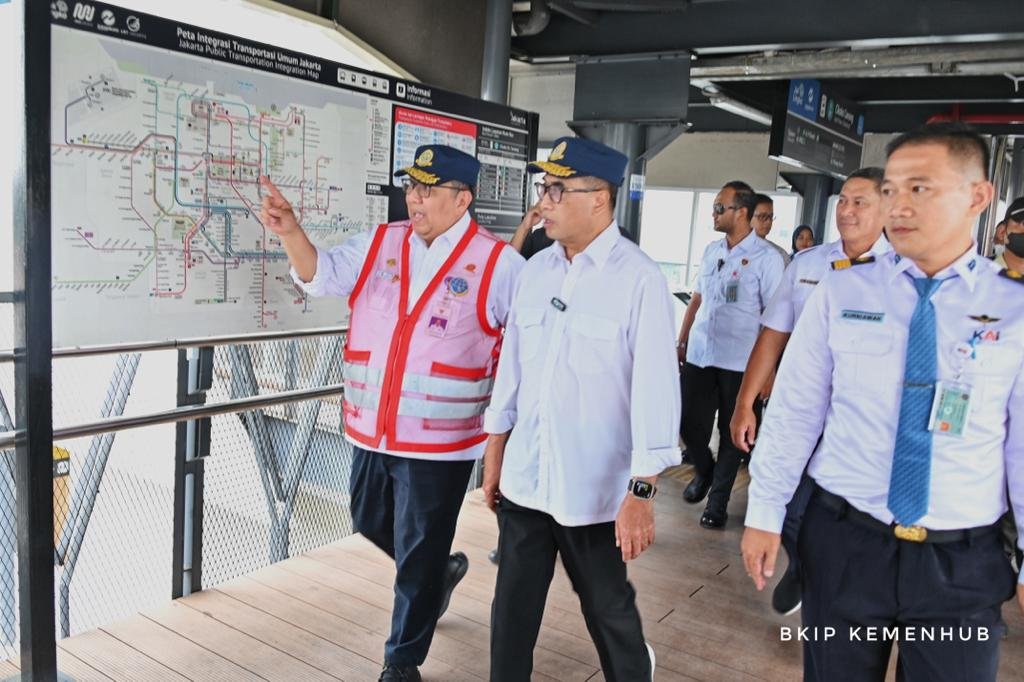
[752,193,791,266]
[483,136,680,681]
[259,144,524,682]
[677,181,785,529]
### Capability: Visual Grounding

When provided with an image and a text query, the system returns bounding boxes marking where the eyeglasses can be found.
[401,178,466,199]
[712,203,741,215]
[535,182,602,204]
[753,212,775,222]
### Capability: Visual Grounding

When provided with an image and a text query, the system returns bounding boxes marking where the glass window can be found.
[765,193,804,254]
[639,187,802,292]
[638,189,695,292]
[823,194,841,245]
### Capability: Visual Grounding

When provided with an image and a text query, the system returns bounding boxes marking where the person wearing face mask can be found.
[993,219,1008,263]
[999,198,1024,270]
[260,145,525,682]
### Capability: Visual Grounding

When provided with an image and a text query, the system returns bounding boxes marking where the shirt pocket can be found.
[514,307,546,363]
[959,342,1023,406]
[366,273,400,313]
[567,313,620,376]
[830,326,898,399]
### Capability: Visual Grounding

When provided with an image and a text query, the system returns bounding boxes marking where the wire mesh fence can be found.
[202,336,354,588]
[0,328,354,662]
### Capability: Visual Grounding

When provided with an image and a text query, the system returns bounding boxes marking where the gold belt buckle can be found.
[894,524,928,542]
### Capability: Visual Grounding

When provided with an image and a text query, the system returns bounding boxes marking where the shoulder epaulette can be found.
[999,268,1024,284]
[830,255,875,271]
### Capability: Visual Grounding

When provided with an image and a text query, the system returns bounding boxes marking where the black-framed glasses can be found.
[753,212,775,222]
[401,178,466,199]
[712,203,740,215]
[535,182,602,204]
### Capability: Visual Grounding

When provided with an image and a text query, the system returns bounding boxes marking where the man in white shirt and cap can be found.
[482,136,681,681]
[260,145,524,682]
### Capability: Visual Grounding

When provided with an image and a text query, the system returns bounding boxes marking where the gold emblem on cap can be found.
[549,141,567,161]
[416,149,434,167]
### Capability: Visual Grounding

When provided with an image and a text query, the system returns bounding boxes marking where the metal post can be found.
[13,0,60,677]
[171,348,213,599]
[600,122,646,243]
[1009,138,1024,203]
[56,354,141,638]
[274,336,342,561]
[799,175,833,243]
[978,136,1008,252]
[480,0,512,103]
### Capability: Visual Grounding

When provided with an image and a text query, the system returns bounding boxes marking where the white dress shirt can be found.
[746,248,1024,582]
[761,235,892,333]
[291,211,525,460]
[686,231,786,372]
[484,222,682,526]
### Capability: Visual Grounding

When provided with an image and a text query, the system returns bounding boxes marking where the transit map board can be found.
[47,1,538,346]
[769,78,865,178]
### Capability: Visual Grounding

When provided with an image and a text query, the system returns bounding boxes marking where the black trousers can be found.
[799,489,1016,682]
[349,445,474,666]
[679,362,759,512]
[490,498,650,682]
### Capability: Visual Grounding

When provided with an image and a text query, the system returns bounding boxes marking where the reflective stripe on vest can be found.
[401,373,494,400]
[396,396,488,420]
[345,385,381,410]
[343,362,383,388]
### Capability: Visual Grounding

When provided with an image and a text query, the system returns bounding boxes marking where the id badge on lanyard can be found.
[725,273,740,303]
[928,341,975,438]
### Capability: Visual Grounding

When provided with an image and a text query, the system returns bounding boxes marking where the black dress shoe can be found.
[438,551,469,618]
[699,508,728,530]
[488,548,499,565]
[379,664,422,681]
[771,567,802,616]
[683,474,711,504]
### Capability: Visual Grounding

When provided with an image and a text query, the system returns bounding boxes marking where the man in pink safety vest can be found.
[260,144,524,682]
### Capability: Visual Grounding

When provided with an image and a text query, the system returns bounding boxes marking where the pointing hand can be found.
[259,175,300,237]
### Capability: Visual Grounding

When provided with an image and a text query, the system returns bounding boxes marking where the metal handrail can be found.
[0,382,346,450]
[0,326,349,363]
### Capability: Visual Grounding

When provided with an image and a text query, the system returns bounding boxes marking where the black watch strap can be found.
[627,477,657,500]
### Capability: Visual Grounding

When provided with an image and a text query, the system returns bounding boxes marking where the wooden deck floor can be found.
[5,471,1023,681]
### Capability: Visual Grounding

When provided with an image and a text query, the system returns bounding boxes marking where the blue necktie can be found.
[887,276,943,526]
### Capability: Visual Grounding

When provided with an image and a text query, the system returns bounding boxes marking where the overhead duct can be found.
[513,0,551,37]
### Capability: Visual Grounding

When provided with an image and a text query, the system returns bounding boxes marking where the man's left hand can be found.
[615,491,655,562]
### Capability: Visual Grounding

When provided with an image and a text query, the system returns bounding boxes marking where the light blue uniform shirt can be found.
[746,248,1024,582]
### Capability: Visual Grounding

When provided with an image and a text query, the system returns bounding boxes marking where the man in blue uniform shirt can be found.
[742,122,1024,681]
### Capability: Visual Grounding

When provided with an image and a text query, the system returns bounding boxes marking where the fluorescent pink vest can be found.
[342,219,507,455]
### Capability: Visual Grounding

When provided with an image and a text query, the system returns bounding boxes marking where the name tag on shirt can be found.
[840,309,885,323]
[927,380,972,437]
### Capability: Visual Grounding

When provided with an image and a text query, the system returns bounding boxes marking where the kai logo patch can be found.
[416,149,434,167]
[549,141,567,161]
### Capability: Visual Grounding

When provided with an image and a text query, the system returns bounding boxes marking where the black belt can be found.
[813,485,999,545]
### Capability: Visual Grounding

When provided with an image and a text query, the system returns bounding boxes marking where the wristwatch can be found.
[627,478,657,500]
